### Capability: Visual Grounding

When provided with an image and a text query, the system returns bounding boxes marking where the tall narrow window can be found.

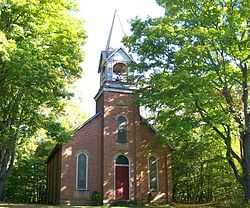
[117,116,127,143]
[148,156,158,192]
[76,152,88,190]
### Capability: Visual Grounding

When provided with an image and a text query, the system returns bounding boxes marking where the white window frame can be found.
[116,115,128,144]
[76,152,88,191]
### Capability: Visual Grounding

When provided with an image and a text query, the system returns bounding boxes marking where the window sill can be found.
[116,142,128,145]
[76,189,89,192]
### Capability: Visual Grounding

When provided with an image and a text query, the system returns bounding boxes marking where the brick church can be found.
[46,13,172,205]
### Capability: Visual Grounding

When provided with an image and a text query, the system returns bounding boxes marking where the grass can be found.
[0,204,136,208]
[0,203,167,208]
[0,204,104,208]
[0,203,220,208]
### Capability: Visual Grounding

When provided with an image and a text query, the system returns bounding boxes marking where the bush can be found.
[91,191,102,205]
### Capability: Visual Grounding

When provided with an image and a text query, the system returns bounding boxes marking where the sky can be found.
[74,0,164,116]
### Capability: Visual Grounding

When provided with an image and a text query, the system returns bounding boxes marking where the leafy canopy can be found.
[0,0,86,197]
[0,0,86,145]
[124,0,250,198]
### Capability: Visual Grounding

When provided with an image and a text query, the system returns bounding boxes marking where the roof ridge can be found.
[74,112,102,133]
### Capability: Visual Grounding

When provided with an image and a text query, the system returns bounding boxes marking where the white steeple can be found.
[105,10,126,50]
[94,11,136,101]
[96,10,135,95]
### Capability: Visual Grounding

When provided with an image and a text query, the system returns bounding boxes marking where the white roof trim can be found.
[105,47,135,63]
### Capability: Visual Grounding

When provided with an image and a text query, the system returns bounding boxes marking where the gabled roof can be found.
[98,47,135,73]
[46,112,102,163]
[98,50,111,73]
[106,47,135,63]
[74,112,102,134]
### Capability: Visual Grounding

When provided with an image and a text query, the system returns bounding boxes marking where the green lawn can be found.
[0,204,104,208]
[0,203,219,208]
[0,204,131,208]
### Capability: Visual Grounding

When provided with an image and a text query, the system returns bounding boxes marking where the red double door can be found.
[115,166,129,200]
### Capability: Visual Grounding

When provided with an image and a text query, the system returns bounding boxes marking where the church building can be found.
[46,12,172,205]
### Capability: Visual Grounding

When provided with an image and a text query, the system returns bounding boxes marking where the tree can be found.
[172,129,241,203]
[5,137,50,203]
[4,100,87,203]
[0,0,86,199]
[124,0,250,201]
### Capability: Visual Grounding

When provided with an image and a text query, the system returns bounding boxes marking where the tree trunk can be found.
[243,175,250,201]
[0,178,5,201]
[0,145,15,201]
[243,130,250,201]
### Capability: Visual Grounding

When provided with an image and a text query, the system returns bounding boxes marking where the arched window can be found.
[117,116,127,143]
[116,155,129,165]
[148,156,158,192]
[113,62,127,81]
[76,152,88,190]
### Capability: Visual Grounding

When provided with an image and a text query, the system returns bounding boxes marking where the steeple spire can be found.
[106,10,117,50]
[105,10,126,50]
[97,10,134,90]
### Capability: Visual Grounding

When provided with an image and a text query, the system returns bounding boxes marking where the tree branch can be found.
[227,150,244,186]
[195,99,243,176]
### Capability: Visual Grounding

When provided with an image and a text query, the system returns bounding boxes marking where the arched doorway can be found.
[115,155,129,200]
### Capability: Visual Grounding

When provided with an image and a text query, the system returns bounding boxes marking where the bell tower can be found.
[98,10,134,84]
[95,11,135,113]
[94,11,139,202]
[98,48,132,85]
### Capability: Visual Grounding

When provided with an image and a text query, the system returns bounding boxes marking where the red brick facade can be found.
[47,47,172,205]
[47,90,172,205]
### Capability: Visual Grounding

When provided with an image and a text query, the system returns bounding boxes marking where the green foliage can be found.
[0,0,86,142]
[5,134,53,203]
[124,0,250,202]
[91,191,103,205]
[4,100,87,203]
[0,0,86,199]
[173,133,242,203]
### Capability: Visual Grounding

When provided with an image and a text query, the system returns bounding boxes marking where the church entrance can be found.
[115,155,129,200]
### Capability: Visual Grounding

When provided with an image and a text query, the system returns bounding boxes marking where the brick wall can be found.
[101,90,172,203]
[102,91,138,202]
[60,114,102,204]
[50,89,172,205]
[136,123,172,202]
